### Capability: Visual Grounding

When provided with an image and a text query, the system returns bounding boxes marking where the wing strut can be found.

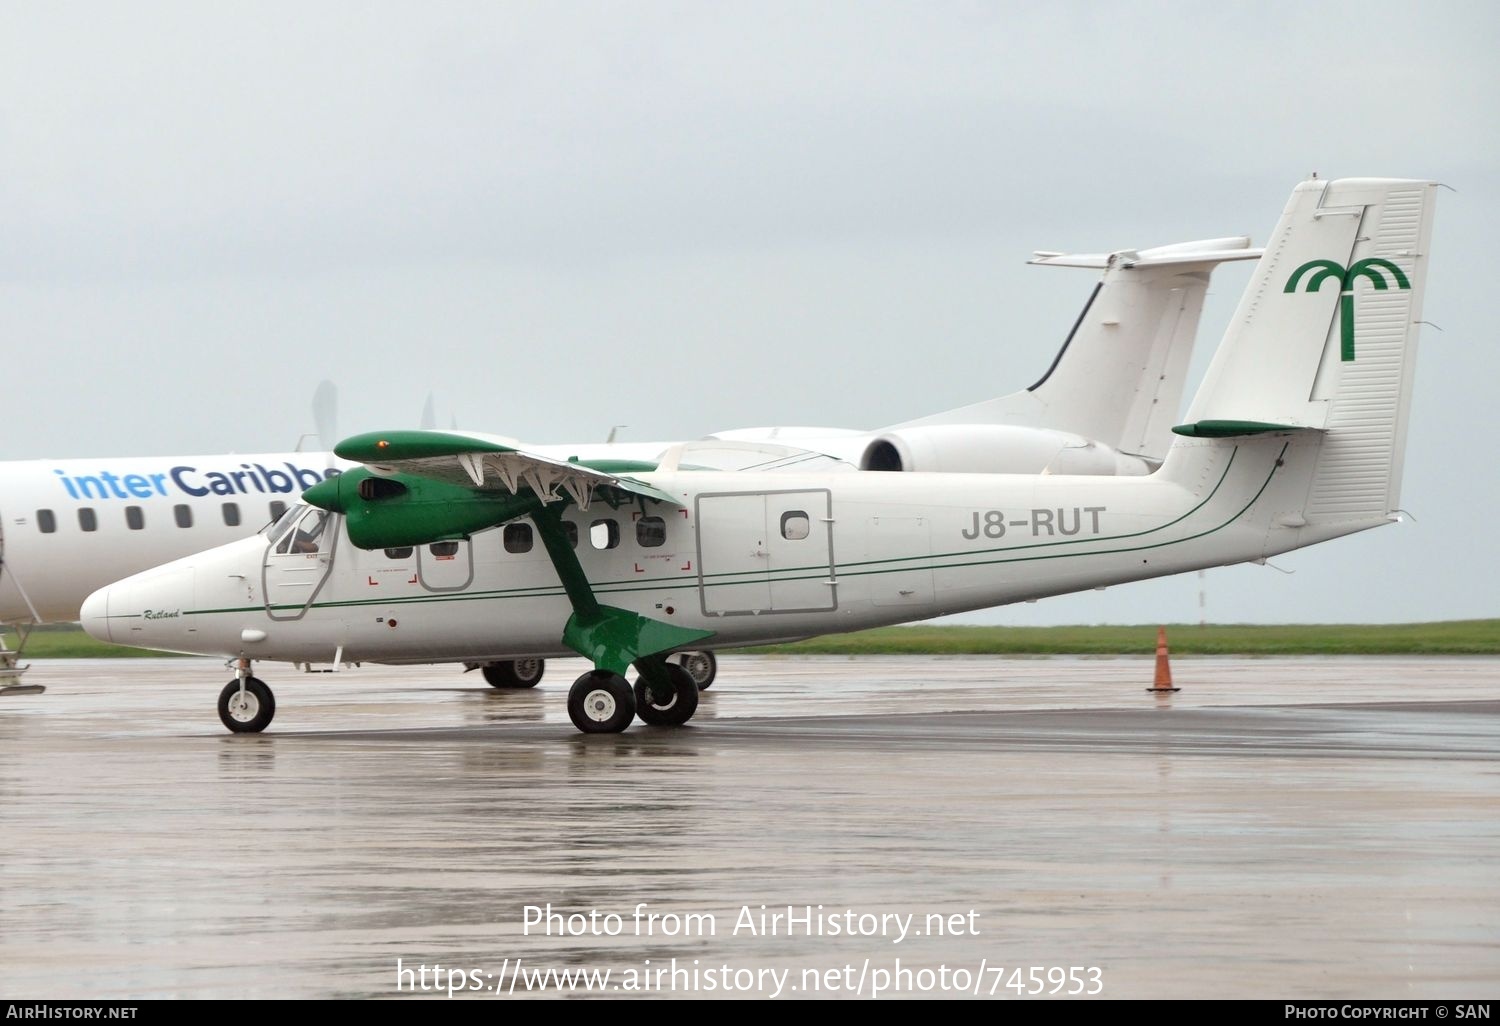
[307,428,717,699]
[531,505,713,693]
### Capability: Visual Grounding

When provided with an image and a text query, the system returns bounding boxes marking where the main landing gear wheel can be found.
[675,650,718,690]
[218,677,275,734]
[567,671,635,734]
[634,664,699,727]
[482,658,545,689]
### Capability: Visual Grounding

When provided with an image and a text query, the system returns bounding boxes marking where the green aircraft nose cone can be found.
[302,475,343,513]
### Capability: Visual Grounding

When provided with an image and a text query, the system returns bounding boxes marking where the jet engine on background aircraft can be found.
[857,424,1152,476]
[708,424,1154,476]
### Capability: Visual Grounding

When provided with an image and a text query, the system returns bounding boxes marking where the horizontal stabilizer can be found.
[1171,420,1320,438]
[1029,236,1263,270]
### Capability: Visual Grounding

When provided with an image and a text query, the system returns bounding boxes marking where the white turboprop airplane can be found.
[83,177,1435,735]
[0,235,1256,694]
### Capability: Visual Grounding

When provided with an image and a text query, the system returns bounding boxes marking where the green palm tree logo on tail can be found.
[1285,258,1410,361]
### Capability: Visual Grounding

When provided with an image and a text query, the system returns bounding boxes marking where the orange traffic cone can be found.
[1148,626,1180,693]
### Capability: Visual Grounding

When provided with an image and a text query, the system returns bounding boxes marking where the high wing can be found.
[308,429,713,688]
[335,429,682,510]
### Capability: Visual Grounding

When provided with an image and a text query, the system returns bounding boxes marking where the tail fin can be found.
[890,237,1262,461]
[1177,178,1438,524]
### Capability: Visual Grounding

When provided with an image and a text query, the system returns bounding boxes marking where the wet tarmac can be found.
[1,655,1496,999]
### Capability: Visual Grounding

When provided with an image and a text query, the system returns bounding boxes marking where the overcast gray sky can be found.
[1,1,1495,625]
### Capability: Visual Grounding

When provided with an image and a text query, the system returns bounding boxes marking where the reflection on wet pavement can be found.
[1,656,1496,998]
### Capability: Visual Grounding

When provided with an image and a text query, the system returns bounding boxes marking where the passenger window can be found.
[36,509,56,534]
[174,504,193,529]
[781,511,811,541]
[78,508,98,532]
[430,541,460,558]
[385,547,413,559]
[561,522,578,549]
[590,519,620,550]
[504,523,533,554]
[636,516,666,548]
[269,500,288,522]
[125,506,145,530]
[222,502,241,527]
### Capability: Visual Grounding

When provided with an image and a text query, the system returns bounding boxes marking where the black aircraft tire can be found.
[567,671,635,734]
[217,677,275,734]
[634,664,700,726]
[482,658,545,689]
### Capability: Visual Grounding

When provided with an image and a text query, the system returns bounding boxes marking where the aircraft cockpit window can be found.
[504,523,533,554]
[636,516,666,548]
[222,502,241,527]
[78,508,98,533]
[265,503,304,540]
[174,504,193,529]
[125,506,145,530]
[590,519,620,550]
[781,511,811,541]
[36,509,56,534]
[274,507,328,555]
[269,500,288,523]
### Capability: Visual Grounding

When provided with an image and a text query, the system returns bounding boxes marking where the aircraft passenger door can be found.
[765,491,836,612]
[262,507,338,621]
[417,539,474,592]
[696,494,771,615]
[697,490,836,616]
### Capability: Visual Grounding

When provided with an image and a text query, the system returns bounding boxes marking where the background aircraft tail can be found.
[1169,177,1438,544]
[890,236,1264,462]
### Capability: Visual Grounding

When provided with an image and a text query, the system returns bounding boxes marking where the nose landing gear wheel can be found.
[675,650,717,690]
[634,664,699,726]
[482,658,545,689]
[217,677,275,734]
[567,671,635,734]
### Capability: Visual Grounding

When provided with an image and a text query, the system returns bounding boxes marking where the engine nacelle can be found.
[858,424,1153,476]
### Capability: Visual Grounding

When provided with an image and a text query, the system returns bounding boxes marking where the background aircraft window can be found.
[385,547,413,559]
[590,519,620,550]
[125,506,145,530]
[504,523,533,554]
[636,516,666,548]
[36,509,56,534]
[269,500,288,522]
[222,502,241,527]
[430,541,460,558]
[78,508,98,532]
[562,522,578,549]
[174,504,193,529]
[781,511,811,541]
